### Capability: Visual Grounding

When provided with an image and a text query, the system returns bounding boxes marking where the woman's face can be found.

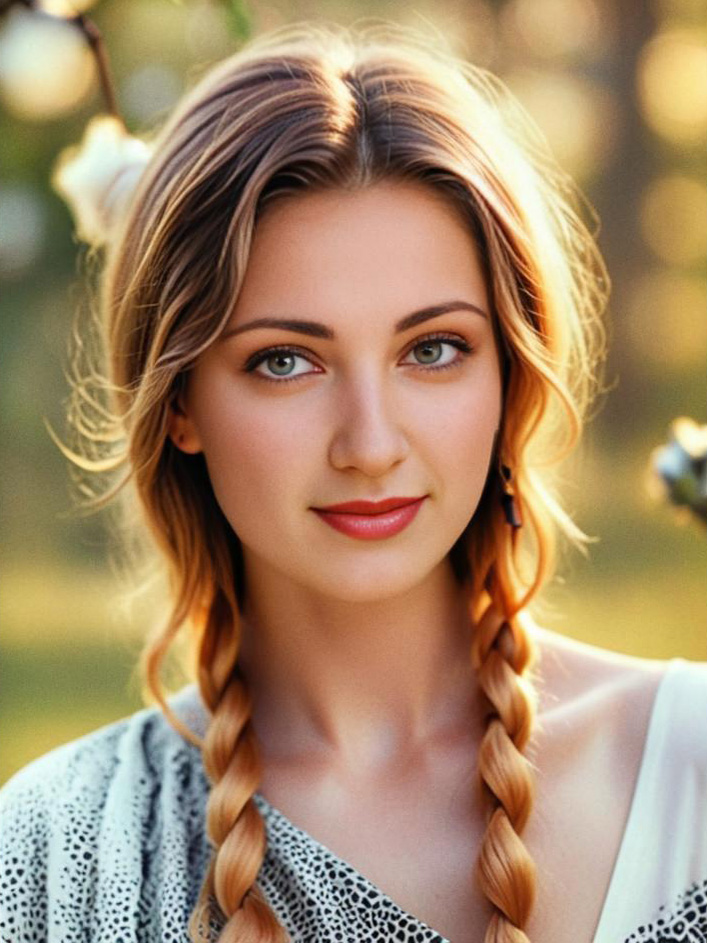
[171,179,503,603]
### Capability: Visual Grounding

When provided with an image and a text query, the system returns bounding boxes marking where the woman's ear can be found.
[167,391,203,454]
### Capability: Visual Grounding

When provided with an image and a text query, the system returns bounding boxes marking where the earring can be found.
[499,463,523,528]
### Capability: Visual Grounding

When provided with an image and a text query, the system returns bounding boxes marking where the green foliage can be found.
[224,0,253,42]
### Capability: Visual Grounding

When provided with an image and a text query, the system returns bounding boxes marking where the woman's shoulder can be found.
[0,685,211,943]
[530,623,707,765]
[534,633,707,942]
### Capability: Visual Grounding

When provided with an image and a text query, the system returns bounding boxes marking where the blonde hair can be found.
[68,20,608,943]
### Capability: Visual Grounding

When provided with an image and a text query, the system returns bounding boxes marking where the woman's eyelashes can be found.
[241,332,474,384]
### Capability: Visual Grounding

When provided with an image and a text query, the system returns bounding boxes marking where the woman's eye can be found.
[403,337,471,370]
[244,348,318,382]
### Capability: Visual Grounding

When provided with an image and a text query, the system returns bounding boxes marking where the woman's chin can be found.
[294,554,453,606]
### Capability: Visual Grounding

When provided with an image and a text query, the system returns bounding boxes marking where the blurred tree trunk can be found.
[589,0,658,438]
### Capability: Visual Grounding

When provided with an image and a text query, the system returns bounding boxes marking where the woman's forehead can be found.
[253,178,475,247]
[229,180,489,332]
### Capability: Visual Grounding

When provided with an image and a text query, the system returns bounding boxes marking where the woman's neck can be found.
[238,557,481,771]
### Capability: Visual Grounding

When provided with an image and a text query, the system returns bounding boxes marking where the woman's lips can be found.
[312,496,427,540]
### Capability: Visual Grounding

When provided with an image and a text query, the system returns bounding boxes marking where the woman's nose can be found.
[327,373,410,478]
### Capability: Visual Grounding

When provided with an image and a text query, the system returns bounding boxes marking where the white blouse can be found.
[593,656,707,942]
[0,657,705,942]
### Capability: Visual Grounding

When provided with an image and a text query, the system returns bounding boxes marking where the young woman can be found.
[1,21,705,943]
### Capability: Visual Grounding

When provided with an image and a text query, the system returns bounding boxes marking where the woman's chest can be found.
[259,687,651,942]
[266,781,494,942]
[286,785,627,943]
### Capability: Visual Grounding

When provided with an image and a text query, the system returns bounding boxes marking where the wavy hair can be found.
[68,20,608,943]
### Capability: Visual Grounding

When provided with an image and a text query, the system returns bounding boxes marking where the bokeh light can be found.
[184,0,236,61]
[654,0,707,23]
[410,0,498,67]
[505,69,617,178]
[500,0,609,61]
[121,63,183,124]
[640,174,707,267]
[0,7,96,119]
[627,271,707,367]
[637,27,707,146]
[37,0,99,14]
[0,183,47,279]
[101,0,191,61]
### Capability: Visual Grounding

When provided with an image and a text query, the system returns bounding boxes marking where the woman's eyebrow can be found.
[220,300,487,342]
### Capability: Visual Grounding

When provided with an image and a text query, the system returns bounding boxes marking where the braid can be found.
[189,588,289,943]
[470,583,539,942]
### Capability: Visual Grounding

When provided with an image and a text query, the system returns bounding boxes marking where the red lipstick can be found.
[312,496,427,540]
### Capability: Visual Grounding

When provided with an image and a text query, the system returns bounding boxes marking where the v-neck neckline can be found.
[250,660,683,942]
[252,791,450,941]
[173,660,684,940]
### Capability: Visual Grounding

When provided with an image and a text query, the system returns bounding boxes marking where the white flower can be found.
[51,114,154,247]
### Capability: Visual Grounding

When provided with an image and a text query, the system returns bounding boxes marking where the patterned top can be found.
[1,658,706,943]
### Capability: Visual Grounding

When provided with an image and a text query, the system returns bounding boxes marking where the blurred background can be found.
[1,0,705,785]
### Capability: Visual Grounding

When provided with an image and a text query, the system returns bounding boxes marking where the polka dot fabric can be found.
[624,880,707,943]
[0,693,213,943]
[253,792,446,942]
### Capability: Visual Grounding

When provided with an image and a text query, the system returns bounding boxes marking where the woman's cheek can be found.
[197,398,310,532]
